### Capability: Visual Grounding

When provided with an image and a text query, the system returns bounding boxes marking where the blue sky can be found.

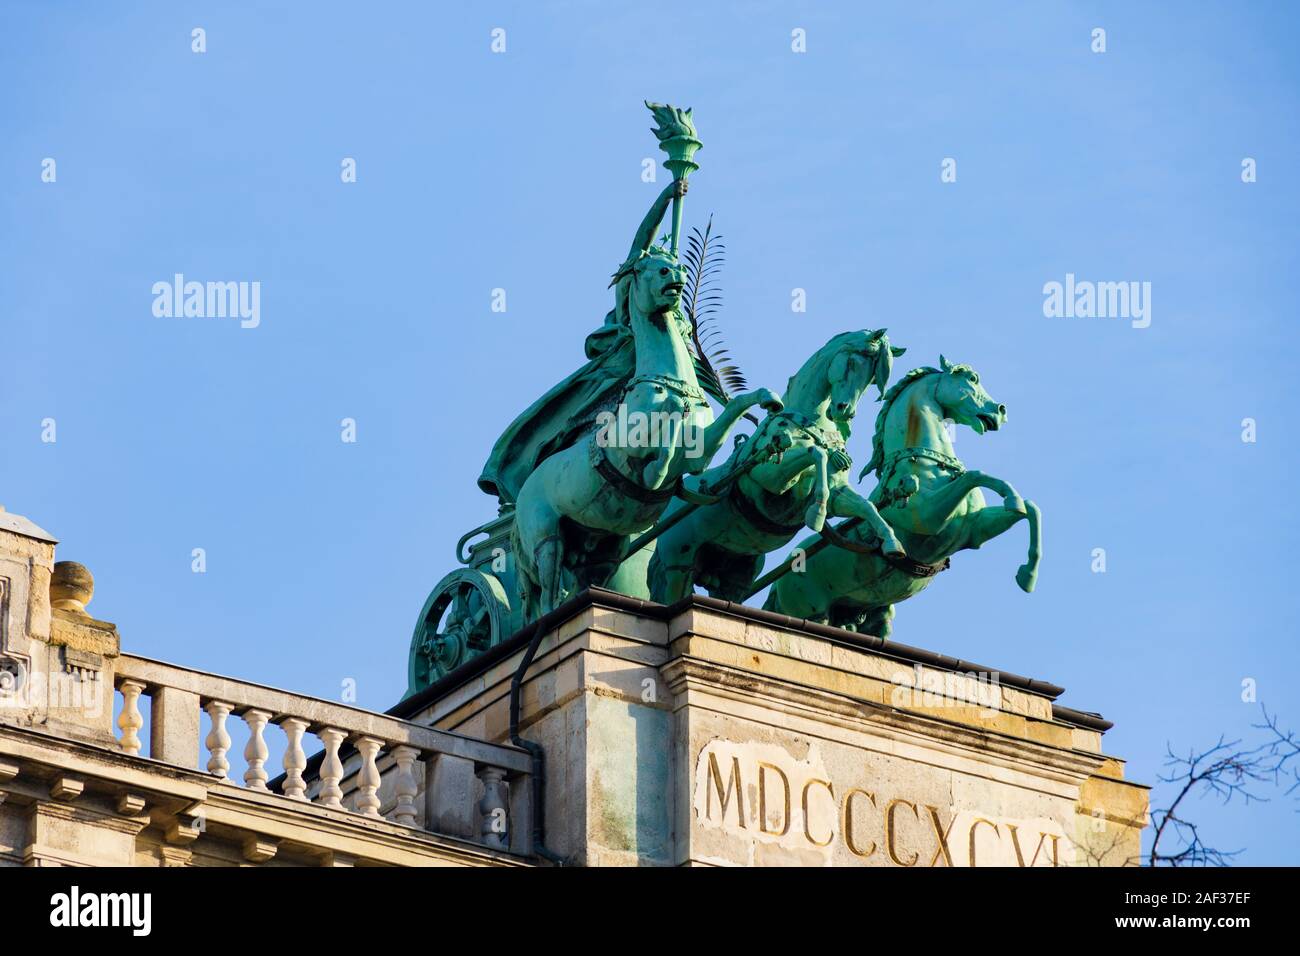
[2,2,1297,863]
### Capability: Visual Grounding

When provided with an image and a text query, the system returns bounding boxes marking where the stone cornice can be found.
[0,511,57,544]
[392,587,1114,733]
[661,656,1109,786]
[0,722,529,867]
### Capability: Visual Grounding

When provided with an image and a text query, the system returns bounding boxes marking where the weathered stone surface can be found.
[0,508,1144,868]
[412,592,1147,867]
[0,509,534,869]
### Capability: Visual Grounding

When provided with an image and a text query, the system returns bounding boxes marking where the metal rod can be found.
[623,445,767,556]
[625,497,698,556]
[742,517,863,601]
[670,190,684,256]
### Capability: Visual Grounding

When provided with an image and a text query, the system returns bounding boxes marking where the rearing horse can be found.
[512,246,782,620]
[648,329,908,603]
[764,356,1041,637]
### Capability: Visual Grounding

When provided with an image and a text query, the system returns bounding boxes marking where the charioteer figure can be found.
[478,178,693,507]
[505,103,783,620]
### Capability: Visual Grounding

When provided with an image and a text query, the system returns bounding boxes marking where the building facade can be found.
[0,507,1146,867]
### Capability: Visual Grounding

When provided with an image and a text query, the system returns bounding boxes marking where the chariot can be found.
[405,510,521,695]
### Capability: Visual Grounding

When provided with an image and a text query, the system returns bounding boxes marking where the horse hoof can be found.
[805,507,827,532]
[1016,565,1037,593]
[884,543,906,558]
[1005,495,1027,515]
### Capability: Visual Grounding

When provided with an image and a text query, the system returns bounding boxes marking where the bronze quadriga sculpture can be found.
[405,103,1040,698]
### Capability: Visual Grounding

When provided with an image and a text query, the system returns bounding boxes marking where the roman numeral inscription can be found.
[692,740,1068,867]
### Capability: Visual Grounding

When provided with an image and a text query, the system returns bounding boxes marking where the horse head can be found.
[817,329,906,426]
[934,355,1007,435]
[613,248,685,322]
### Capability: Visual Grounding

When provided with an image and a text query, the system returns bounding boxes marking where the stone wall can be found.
[402,593,1148,866]
[0,506,1147,867]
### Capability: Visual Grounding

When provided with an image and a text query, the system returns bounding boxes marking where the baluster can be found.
[279,717,310,800]
[204,701,233,780]
[389,746,420,826]
[117,680,146,755]
[242,709,272,790]
[317,728,346,809]
[354,737,383,818]
[478,766,509,849]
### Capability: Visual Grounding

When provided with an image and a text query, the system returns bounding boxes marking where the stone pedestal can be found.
[397,590,1148,867]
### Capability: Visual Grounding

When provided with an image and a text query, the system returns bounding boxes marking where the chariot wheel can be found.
[406,568,512,695]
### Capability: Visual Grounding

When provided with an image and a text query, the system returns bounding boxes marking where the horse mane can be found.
[864,367,941,477]
[780,330,883,403]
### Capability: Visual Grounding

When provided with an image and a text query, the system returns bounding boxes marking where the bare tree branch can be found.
[1148,706,1298,866]
[1255,706,1300,800]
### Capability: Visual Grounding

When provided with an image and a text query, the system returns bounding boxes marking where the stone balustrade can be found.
[112,654,531,855]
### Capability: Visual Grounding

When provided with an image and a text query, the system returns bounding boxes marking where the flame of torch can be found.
[646,101,702,257]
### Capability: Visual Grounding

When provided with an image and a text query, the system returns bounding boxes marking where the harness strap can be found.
[590,440,680,504]
[819,523,951,577]
[884,553,951,578]
[883,446,965,474]
[624,374,710,405]
[728,482,805,536]
[771,411,847,453]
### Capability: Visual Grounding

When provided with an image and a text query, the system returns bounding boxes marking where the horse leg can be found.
[533,533,566,616]
[902,470,1027,540]
[747,444,817,495]
[698,388,783,463]
[969,497,1040,591]
[647,510,701,603]
[1016,501,1041,593]
[804,447,830,532]
[964,470,1026,515]
[956,501,1039,593]
[857,604,895,640]
[642,413,683,490]
[512,528,541,624]
[901,471,994,536]
[829,483,905,557]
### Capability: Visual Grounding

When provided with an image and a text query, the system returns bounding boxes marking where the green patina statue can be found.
[763,357,1041,637]
[478,105,728,507]
[647,329,905,603]
[403,103,1043,698]
[509,232,782,619]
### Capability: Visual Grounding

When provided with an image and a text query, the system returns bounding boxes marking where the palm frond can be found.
[681,217,750,407]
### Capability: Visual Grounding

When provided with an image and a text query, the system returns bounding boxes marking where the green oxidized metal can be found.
[404,104,1042,699]
[763,356,1041,637]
